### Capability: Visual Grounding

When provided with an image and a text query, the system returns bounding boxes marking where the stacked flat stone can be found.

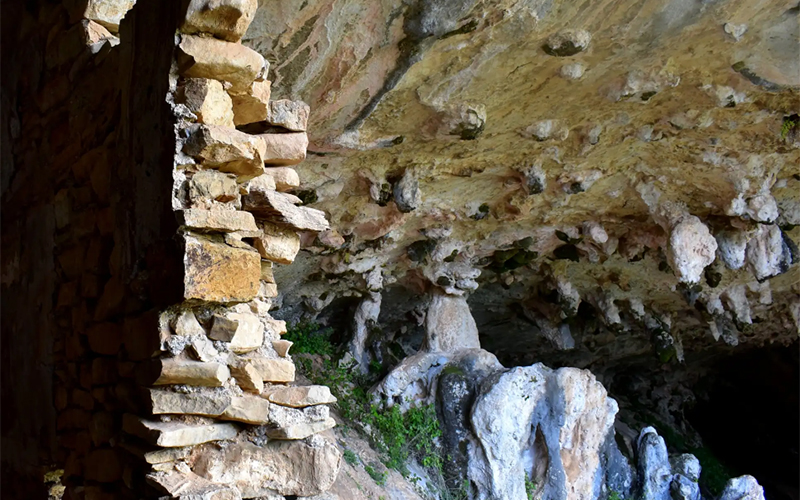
[115,1,340,498]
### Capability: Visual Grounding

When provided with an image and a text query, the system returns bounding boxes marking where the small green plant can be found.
[608,491,623,500]
[781,114,799,139]
[284,321,335,355]
[365,463,387,486]
[343,448,359,466]
[525,478,537,500]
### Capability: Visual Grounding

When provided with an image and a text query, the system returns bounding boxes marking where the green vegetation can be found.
[365,463,387,486]
[607,491,623,500]
[781,114,799,139]
[343,448,359,466]
[291,322,456,495]
[284,321,335,355]
[525,478,537,500]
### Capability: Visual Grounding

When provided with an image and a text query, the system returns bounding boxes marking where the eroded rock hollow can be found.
[1,0,798,499]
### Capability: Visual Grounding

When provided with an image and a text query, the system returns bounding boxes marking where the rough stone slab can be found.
[178,209,258,233]
[266,417,336,440]
[209,312,263,353]
[192,435,342,497]
[120,440,191,464]
[148,389,231,416]
[247,357,296,382]
[177,35,265,93]
[264,385,337,408]
[184,124,266,178]
[232,80,271,125]
[190,170,239,205]
[82,0,136,32]
[178,78,235,127]
[243,190,329,232]
[153,358,230,387]
[181,0,258,42]
[123,414,237,448]
[267,100,309,132]
[183,234,261,303]
[260,260,275,283]
[265,318,288,337]
[147,470,243,499]
[263,167,300,192]
[221,395,271,424]
[271,339,292,357]
[230,361,264,393]
[253,223,300,264]
[258,132,308,166]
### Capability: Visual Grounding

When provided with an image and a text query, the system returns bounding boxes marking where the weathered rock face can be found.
[242,0,798,368]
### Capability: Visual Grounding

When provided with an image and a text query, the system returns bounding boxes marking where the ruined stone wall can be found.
[2,1,341,498]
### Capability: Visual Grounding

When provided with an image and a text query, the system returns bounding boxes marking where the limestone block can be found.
[221,394,271,424]
[177,35,265,93]
[260,260,275,283]
[119,441,192,464]
[259,132,308,166]
[82,0,136,32]
[190,337,220,362]
[86,322,122,355]
[148,389,231,416]
[124,414,237,447]
[265,318,287,337]
[424,291,481,352]
[178,78,235,127]
[184,124,266,178]
[148,470,242,500]
[231,80,272,126]
[263,167,300,192]
[181,0,258,42]
[153,358,230,387]
[271,340,292,357]
[667,215,718,284]
[192,435,342,497]
[85,448,122,483]
[190,170,239,204]
[183,234,260,302]
[266,418,336,440]
[259,282,278,299]
[173,310,206,337]
[230,360,264,393]
[247,356,295,382]
[178,209,258,233]
[244,190,329,231]
[267,100,309,132]
[253,223,300,265]
[264,385,336,408]
[209,312,264,353]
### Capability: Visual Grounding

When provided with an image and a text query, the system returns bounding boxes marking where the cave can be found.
[2,0,798,499]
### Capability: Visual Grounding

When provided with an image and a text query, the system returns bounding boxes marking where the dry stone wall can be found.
[2,1,341,498]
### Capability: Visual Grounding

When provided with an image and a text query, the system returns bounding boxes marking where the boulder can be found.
[181,0,258,42]
[467,364,628,500]
[267,100,310,132]
[231,80,272,125]
[243,190,329,231]
[423,291,481,352]
[177,35,266,93]
[636,427,672,500]
[259,132,308,166]
[192,434,342,496]
[178,78,235,127]
[123,415,237,447]
[183,234,261,303]
[264,385,337,408]
[184,124,266,179]
[718,475,766,500]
